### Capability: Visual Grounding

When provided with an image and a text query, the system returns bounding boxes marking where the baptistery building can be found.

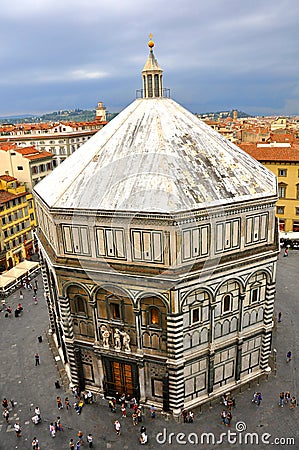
[33,38,278,416]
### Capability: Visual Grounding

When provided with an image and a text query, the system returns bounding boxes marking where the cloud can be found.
[0,0,298,116]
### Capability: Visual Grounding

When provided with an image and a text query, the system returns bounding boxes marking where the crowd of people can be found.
[108,393,149,444]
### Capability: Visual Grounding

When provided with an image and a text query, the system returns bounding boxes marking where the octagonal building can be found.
[33,39,278,416]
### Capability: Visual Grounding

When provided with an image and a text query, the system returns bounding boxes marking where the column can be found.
[89,300,100,345]
[59,295,79,385]
[260,282,276,370]
[207,304,216,393]
[40,256,55,333]
[236,293,245,381]
[134,308,142,352]
[166,313,185,416]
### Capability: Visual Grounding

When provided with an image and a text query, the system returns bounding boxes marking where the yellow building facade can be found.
[0,175,36,271]
[240,142,299,232]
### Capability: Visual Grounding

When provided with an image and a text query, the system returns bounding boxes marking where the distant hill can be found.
[196,110,252,120]
[0,109,118,124]
[0,108,250,125]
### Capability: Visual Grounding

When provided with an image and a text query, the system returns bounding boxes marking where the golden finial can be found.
[148,33,154,49]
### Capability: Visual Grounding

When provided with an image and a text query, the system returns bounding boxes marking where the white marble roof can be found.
[33,98,277,214]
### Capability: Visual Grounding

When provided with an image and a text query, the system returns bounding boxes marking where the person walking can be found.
[132,411,138,426]
[87,433,93,448]
[221,410,227,425]
[3,408,9,422]
[34,353,40,366]
[279,392,285,407]
[114,419,121,435]
[182,409,188,423]
[49,422,56,438]
[286,351,292,362]
[32,437,39,449]
[77,430,84,445]
[290,396,297,409]
[226,411,232,427]
[285,391,291,403]
[14,422,22,437]
[188,410,194,423]
[121,403,127,417]
[257,392,262,406]
[69,438,75,449]
[65,397,71,410]
[278,312,282,323]
[150,404,156,418]
[56,396,63,410]
[56,416,64,431]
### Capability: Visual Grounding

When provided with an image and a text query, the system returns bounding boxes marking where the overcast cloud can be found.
[0,0,298,117]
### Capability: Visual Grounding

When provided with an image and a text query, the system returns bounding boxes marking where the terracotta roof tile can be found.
[239,143,299,162]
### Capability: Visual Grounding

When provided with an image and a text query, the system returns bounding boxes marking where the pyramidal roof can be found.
[34,39,277,215]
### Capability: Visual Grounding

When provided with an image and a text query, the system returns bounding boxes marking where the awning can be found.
[0,275,16,290]
[0,260,40,293]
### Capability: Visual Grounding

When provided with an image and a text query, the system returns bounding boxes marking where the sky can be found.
[0,0,298,118]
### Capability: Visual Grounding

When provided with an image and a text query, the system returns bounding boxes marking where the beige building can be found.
[0,143,54,191]
[34,39,278,416]
[0,104,107,168]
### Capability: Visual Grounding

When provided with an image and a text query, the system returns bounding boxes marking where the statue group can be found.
[100,325,131,352]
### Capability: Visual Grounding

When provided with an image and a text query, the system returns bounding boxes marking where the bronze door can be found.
[103,358,139,399]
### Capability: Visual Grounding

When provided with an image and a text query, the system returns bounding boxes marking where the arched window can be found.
[149,307,160,326]
[74,295,86,315]
[223,294,231,313]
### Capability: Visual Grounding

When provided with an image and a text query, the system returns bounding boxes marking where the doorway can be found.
[103,358,139,400]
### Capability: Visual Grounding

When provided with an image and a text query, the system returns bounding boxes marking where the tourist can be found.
[56,396,63,409]
[87,433,93,448]
[49,422,56,438]
[114,419,121,435]
[290,396,297,409]
[14,422,22,437]
[34,353,40,366]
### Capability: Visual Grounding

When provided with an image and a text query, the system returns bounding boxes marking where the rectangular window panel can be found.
[143,232,152,260]
[106,229,115,257]
[201,226,209,255]
[81,227,90,255]
[246,217,253,244]
[96,228,105,256]
[192,228,200,257]
[253,216,260,242]
[132,231,142,260]
[73,227,81,253]
[153,232,163,262]
[183,230,191,260]
[63,226,73,253]
[216,223,224,252]
[115,229,125,258]
[232,220,239,247]
[153,233,163,262]
[260,214,267,241]
[224,222,231,249]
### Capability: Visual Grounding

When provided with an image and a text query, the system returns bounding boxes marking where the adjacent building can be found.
[0,175,36,271]
[0,103,107,168]
[0,143,54,191]
[240,141,299,232]
[33,39,278,415]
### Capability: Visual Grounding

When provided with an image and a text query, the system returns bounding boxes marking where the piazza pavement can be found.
[0,249,298,450]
